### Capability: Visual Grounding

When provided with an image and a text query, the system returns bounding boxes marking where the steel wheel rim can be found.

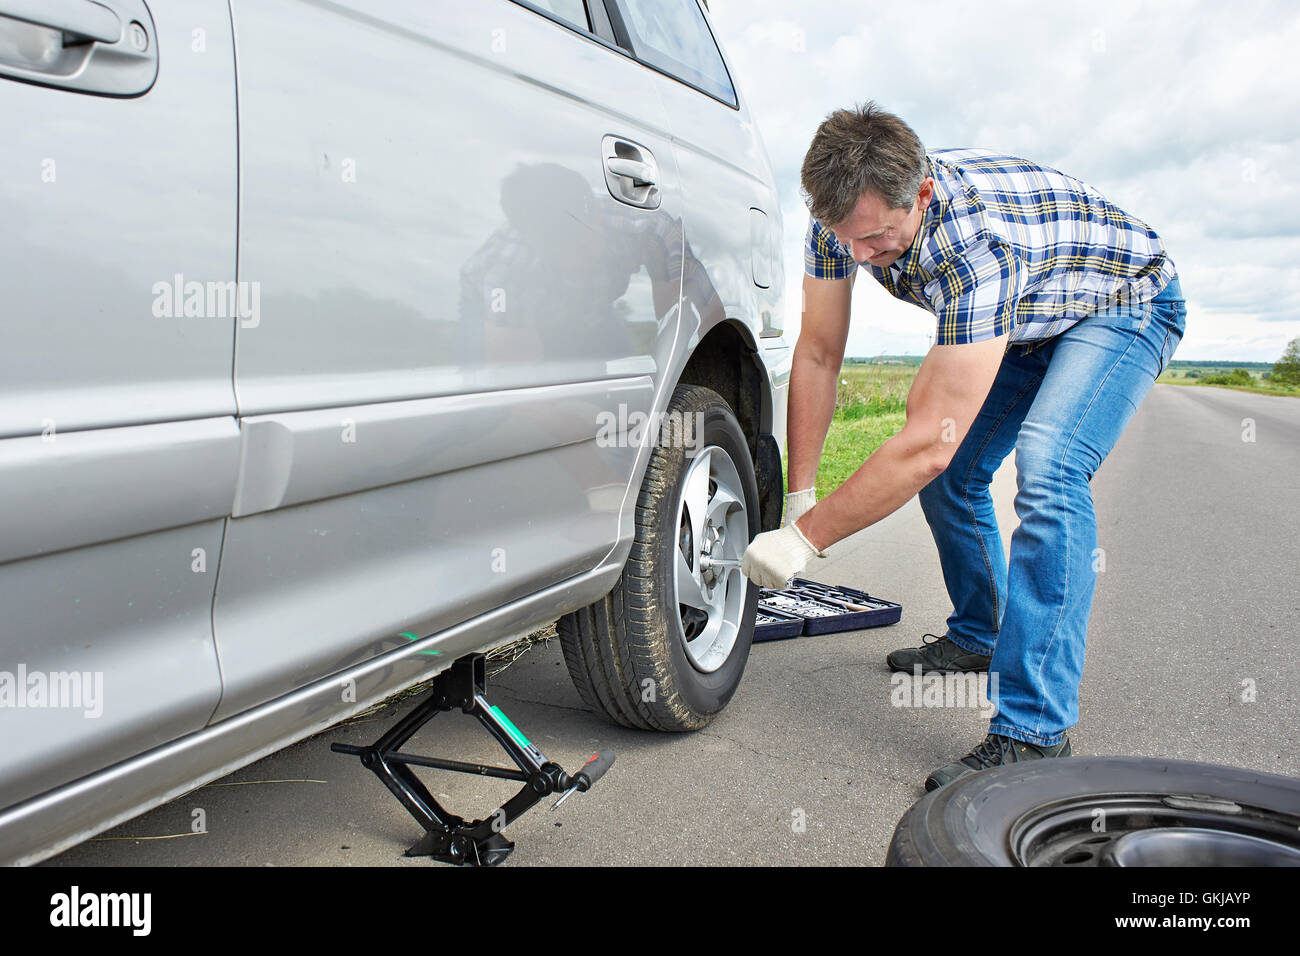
[673,444,748,673]
[1007,793,1300,866]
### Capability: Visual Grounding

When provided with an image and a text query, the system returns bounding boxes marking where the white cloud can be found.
[710,0,1300,361]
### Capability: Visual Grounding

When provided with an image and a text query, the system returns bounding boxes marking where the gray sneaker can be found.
[886,632,991,675]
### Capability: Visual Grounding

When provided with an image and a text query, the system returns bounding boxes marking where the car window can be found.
[512,0,591,32]
[616,0,737,106]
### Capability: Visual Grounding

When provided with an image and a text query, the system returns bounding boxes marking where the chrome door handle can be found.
[0,0,159,97]
[605,156,656,187]
[601,135,661,209]
[1,0,121,42]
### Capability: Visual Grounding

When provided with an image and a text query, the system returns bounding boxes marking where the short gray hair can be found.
[800,101,927,224]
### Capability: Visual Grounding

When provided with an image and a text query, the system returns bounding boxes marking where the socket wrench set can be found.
[754,577,902,642]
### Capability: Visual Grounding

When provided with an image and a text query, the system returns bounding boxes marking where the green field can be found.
[1157,361,1300,397]
[783,361,917,500]
[784,354,1296,504]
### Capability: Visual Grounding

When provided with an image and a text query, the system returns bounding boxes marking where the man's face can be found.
[830,178,933,268]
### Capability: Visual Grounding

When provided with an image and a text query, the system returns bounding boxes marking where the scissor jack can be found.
[331,653,614,866]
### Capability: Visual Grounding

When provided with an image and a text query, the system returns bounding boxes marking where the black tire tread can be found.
[560,385,751,732]
[886,755,1300,866]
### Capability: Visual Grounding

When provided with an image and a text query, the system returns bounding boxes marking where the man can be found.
[740,102,1186,790]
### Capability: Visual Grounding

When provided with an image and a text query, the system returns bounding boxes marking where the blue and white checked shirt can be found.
[804,148,1177,345]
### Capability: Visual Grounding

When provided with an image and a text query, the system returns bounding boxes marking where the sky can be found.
[708,0,1300,361]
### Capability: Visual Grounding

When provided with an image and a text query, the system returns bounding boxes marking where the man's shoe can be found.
[924,733,1072,791]
[886,633,991,674]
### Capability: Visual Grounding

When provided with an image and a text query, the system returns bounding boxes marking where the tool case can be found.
[754,604,805,641]
[753,578,901,642]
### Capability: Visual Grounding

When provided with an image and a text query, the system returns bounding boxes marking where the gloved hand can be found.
[741,522,825,590]
[784,487,816,527]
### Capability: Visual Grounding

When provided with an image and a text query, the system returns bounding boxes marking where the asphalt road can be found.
[45,384,1299,867]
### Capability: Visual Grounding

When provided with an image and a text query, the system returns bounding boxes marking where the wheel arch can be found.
[676,319,783,531]
[677,318,768,452]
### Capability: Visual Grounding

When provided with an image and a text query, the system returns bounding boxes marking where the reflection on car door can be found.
[209,0,686,720]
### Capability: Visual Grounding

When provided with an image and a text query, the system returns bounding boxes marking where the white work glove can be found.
[784,487,816,527]
[741,523,826,590]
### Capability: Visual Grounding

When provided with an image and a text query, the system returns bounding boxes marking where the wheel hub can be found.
[1010,793,1300,866]
[1101,827,1300,867]
[673,445,748,673]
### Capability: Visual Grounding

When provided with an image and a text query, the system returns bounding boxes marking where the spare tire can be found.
[887,756,1300,867]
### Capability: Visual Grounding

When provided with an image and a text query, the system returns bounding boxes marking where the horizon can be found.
[844,355,1281,366]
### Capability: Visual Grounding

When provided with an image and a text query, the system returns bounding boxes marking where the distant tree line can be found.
[847,338,1300,386]
[1187,338,1300,388]
[1166,360,1272,370]
[845,355,925,367]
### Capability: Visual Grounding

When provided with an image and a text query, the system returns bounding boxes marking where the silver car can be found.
[0,0,789,864]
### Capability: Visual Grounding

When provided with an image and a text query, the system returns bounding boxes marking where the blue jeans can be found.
[918,277,1187,746]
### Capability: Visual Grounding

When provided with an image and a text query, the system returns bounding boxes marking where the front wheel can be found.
[559,384,760,731]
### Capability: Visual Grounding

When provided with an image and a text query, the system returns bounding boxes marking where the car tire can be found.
[559,384,760,731]
[886,755,1300,866]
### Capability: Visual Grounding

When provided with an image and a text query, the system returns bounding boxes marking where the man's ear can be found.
[917,176,935,208]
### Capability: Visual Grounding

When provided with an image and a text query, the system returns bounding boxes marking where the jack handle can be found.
[551,750,616,810]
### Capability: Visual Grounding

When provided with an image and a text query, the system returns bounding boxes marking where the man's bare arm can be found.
[795,333,1009,551]
[787,271,855,492]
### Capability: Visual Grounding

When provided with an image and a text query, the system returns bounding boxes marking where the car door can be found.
[0,1,238,809]
[606,0,786,346]
[208,0,686,720]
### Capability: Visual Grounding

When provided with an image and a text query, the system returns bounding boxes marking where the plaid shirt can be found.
[804,148,1177,345]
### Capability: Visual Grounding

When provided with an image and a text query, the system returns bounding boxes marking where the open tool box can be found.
[754,578,902,641]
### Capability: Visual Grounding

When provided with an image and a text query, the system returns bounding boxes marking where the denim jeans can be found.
[918,276,1187,746]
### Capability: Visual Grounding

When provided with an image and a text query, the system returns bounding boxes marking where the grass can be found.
[1157,364,1300,398]
[783,362,917,500]
[785,356,1298,504]
[340,623,557,725]
[1161,379,1300,398]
